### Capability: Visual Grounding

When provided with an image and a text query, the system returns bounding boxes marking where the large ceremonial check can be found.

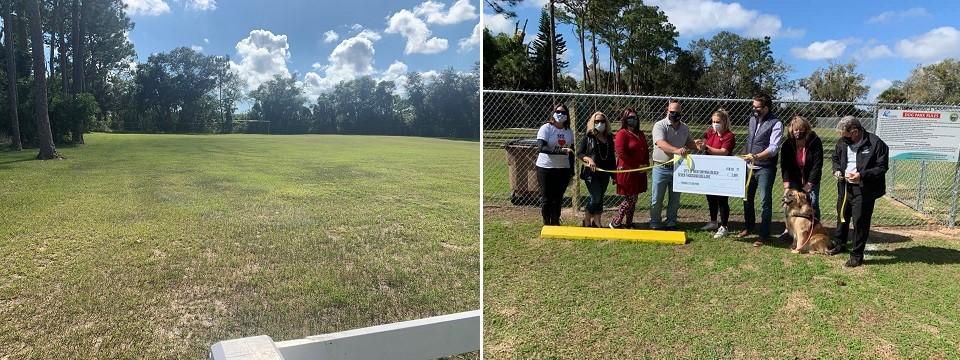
[673,155,746,198]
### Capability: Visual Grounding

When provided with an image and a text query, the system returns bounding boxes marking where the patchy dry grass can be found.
[0,133,479,358]
[483,207,960,359]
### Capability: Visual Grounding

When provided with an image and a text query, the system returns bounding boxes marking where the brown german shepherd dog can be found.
[782,189,831,254]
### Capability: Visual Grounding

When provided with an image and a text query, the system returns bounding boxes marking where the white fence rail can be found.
[210,310,481,360]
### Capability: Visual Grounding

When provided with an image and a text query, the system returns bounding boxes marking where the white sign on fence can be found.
[673,155,746,198]
[876,109,960,162]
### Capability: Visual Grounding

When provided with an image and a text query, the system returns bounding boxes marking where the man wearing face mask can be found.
[738,93,783,246]
[829,116,889,267]
[650,100,698,230]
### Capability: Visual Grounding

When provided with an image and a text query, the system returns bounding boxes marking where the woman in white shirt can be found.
[536,103,575,225]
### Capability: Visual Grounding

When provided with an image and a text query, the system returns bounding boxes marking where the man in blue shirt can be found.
[737,93,783,246]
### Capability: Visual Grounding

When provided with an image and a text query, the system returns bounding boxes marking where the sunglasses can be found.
[595,118,607,123]
[554,110,568,115]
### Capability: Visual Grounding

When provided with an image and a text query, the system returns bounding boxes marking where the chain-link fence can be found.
[483,89,960,228]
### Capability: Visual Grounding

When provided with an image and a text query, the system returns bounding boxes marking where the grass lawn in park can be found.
[0,133,479,358]
[483,208,960,359]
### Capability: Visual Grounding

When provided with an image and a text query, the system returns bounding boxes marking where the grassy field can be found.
[0,133,479,358]
[483,209,960,359]
[483,126,950,227]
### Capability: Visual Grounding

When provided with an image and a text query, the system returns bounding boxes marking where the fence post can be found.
[950,161,959,228]
[917,161,927,213]
[571,102,581,214]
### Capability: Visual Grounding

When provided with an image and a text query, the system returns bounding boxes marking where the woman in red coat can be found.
[609,108,650,228]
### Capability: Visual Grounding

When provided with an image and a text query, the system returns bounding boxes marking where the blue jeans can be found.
[650,164,680,228]
[809,183,821,220]
[744,167,775,238]
[583,173,610,215]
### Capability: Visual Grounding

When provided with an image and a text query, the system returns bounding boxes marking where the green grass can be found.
[0,133,479,359]
[484,127,948,227]
[483,209,960,359]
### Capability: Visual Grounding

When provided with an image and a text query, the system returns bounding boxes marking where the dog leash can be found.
[839,180,848,223]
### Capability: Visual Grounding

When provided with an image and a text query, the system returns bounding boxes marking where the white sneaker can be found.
[700,222,718,231]
[714,226,728,239]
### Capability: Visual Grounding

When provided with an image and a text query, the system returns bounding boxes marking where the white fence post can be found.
[210,310,481,360]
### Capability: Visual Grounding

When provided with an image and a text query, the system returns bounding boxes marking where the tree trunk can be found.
[49,0,57,88]
[590,13,597,92]
[28,0,59,159]
[548,0,556,92]
[577,21,589,92]
[71,0,85,144]
[59,14,69,94]
[3,3,23,151]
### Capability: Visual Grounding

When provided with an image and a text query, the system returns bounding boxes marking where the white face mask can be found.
[594,123,606,132]
[553,113,568,123]
[712,123,722,132]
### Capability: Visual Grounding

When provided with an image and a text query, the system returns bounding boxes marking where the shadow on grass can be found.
[867,246,960,265]
[0,157,35,166]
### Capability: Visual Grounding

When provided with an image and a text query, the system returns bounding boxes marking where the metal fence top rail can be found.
[482,89,960,109]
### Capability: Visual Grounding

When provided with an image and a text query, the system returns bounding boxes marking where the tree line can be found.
[484,1,960,107]
[1,0,480,160]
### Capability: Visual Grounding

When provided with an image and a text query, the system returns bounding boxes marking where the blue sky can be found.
[124,0,481,99]
[483,0,960,100]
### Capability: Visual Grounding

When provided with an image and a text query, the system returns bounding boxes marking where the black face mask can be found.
[626,116,638,128]
[842,136,855,145]
[668,112,681,122]
[752,109,761,118]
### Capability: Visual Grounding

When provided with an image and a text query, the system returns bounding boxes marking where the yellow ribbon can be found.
[739,155,754,201]
[581,154,693,174]
[839,183,848,223]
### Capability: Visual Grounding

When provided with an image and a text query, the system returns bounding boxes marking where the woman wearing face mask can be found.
[696,109,736,238]
[577,112,616,227]
[780,116,824,224]
[536,103,576,226]
[609,108,650,229]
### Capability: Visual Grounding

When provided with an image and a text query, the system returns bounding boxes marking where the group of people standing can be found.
[534,93,888,267]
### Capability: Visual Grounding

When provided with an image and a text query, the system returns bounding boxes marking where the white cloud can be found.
[646,0,802,38]
[894,26,960,63]
[791,40,848,60]
[350,23,363,31]
[855,44,893,60]
[191,45,204,52]
[123,0,170,16]
[458,22,481,52]
[302,30,382,99]
[186,0,216,11]
[482,12,514,36]
[779,87,810,101]
[386,9,448,54]
[203,38,210,44]
[867,7,929,24]
[868,78,894,100]
[230,29,292,91]
[379,61,410,96]
[324,30,340,43]
[413,0,478,25]
[420,70,439,83]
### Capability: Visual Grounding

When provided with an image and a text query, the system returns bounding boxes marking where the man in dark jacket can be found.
[829,116,889,267]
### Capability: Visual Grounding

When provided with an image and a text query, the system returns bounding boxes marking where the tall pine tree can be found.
[527,7,567,91]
